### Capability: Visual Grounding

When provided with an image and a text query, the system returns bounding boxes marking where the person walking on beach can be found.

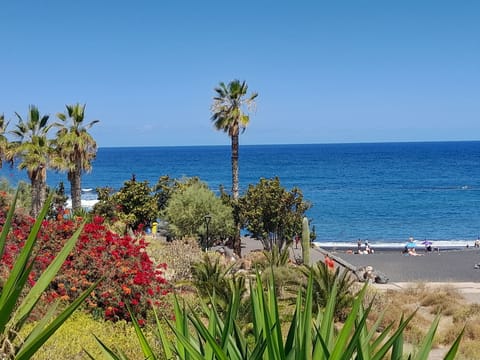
[357,239,362,252]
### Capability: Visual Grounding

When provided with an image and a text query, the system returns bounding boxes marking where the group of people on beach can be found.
[356,239,374,254]
[402,236,427,256]
[353,237,435,256]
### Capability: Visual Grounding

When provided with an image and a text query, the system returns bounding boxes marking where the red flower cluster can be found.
[0,200,170,323]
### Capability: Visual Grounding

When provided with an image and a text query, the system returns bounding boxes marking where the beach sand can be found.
[241,237,480,283]
[323,248,480,282]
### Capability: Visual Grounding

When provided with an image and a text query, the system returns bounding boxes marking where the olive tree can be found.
[163,181,235,245]
[239,177,311,250]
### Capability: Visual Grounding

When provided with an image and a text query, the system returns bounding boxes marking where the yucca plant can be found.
[299,261,357,320]
[0,190,99,359]
[262,245,290,268]
[96,268,463,360]
[191,253,245,310]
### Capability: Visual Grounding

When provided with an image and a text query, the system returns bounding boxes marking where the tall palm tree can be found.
[54,103,99,212]
[211,80,257,200]
[211,79,257,256]
[11,105,53,217]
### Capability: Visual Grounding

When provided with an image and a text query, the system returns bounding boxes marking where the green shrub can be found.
[261,245,290,268]
[260,265,298,301]
[98,270,464,360]
[22,310,159,359]
[163,181,235,241]
[299,261,356,320]
[191,253,245,310]
[1,192,170,324]
[0,191,97,359]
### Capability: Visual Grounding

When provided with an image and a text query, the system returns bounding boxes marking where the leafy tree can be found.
[239,177,311,250]
[153,175,176,212]
[54,103,99,212]
[113,176,158,230]
[163,180,235,242]
[47,182,69,219]
[92,186,117,221]
[153,175,202,212]
[211,79,257,256]
[11,105,53,217]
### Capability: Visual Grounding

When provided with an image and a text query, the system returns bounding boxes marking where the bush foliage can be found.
[163,180,235,241]
[21,311,160,359]
[0,193,170,324]
[239,177,311,250]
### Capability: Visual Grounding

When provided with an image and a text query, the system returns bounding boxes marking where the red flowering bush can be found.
[0,199,170,323]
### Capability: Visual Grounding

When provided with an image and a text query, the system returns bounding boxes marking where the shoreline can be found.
[313,240,477,251]
[316,246,480,283]
[241,237,480,283]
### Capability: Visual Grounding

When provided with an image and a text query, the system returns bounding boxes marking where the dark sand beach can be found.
[328,248,480,282]
[241,237,480,283]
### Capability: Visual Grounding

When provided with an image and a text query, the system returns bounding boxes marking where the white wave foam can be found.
[313,240,473,249]
[65,199,99,209]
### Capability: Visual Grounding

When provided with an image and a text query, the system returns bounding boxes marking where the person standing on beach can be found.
[357,239,362,251]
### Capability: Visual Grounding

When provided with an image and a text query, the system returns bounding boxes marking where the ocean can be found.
[2,141,480,247]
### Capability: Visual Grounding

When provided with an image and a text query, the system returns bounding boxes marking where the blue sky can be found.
[1,1,479,147]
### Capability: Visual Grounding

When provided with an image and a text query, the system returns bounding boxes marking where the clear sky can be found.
[1,1,479,147]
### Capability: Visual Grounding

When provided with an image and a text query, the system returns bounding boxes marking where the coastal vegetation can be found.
[0,180,473,358]
[0,192,98,359]
[0,96,472,358]
[1,104,99,218]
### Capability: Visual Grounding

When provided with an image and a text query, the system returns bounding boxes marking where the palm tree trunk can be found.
[231,134,242,257]
[231,134,239,200]
[30,177,40,218]
[69,169,82,212]
[30,167,46,218]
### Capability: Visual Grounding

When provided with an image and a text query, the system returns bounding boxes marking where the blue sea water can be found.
[2,141,480,246]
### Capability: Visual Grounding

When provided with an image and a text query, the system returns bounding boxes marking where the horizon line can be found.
[97,139,480,149]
